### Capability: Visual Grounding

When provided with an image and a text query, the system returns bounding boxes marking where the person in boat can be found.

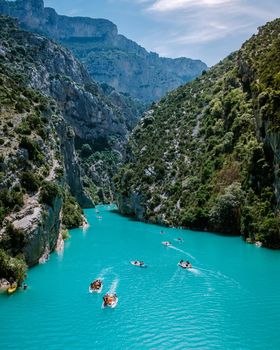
[91,279,101,290]
[179,259,184,264]
[140,261,144,266]
[103,293,117,306]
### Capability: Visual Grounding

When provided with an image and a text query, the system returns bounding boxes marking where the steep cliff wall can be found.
[0,20,65,276]
[115,19,280,248]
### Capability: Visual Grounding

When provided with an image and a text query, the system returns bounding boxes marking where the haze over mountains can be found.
[0,0,207,102]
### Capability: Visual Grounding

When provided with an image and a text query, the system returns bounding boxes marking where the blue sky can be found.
[44,0,280,66]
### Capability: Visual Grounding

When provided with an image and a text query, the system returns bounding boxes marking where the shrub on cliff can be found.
[62,193,83,229]
[20,171,40,193]
[19,136,44,162]
[0,187,24,220]
[0,223,27,256]
[39,181,61,207]
[210,182,244,234]
[0,249,27,284]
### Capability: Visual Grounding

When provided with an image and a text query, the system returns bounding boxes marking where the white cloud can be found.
[132,0,279,65]
[149,0,235,11]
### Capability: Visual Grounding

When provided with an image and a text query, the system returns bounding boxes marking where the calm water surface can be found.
[1,205,280,349]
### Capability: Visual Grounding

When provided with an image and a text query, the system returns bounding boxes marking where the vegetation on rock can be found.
[0,16,85,283]
[115,19,280,248]
[62,192,83,229]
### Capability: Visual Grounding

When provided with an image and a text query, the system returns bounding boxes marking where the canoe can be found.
[7,286,17,295]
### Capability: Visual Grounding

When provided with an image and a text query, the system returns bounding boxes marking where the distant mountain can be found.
[0,0,207,102]
[114,19,280,248]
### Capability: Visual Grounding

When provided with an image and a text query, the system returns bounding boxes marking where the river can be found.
[0,205,280,349]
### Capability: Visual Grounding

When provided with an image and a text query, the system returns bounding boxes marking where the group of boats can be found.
[88,237,192,309]
[89,279,118,308]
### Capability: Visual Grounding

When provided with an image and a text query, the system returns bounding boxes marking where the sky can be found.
[44,0,280,66]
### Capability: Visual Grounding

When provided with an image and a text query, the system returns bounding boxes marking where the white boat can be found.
[130,261,147,268]
[162,241,172,247]
[89,280,103,294]
[102,294,118,308]
[178,261,192,269]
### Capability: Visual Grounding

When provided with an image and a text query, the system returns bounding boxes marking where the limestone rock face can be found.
[11,195,63,267]
[0,0,207,103]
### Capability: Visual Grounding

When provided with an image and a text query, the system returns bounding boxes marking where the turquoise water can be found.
[1,205,280,349]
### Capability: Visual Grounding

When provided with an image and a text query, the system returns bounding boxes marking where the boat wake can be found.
[169,246,197,261]
[94,267,112,281]
[197,267,240,287]
[108,278,119,294]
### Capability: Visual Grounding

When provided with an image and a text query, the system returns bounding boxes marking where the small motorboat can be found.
[89,279,103,294]
[102,294,118,308]
[7,285,17,295]
[178,261,192,269]
[162,241,172,247]
[130,261,147,268]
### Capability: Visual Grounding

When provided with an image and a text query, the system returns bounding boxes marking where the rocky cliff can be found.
[114,19,280,248]
[0,17,66,279]
[0,15,141,283]
[0,0,207,103]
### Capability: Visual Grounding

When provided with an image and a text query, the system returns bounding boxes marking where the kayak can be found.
[7,286,17,295]
[178,262,192,269]
[162,241,172,247]
[130,261,147,268]
[89,280,103,294]
[102,295,118,309]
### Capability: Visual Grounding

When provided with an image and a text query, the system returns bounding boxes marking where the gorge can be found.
[0,1,280,348]
[0,0,279,308]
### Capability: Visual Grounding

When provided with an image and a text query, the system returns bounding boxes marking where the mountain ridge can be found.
[0,0,207,102]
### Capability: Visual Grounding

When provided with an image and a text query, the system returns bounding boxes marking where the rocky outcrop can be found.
[12,194,62,266]
[56,120,92,208]
[0,0,207,103]
[116,192,145,220]
[0,0,117,40]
